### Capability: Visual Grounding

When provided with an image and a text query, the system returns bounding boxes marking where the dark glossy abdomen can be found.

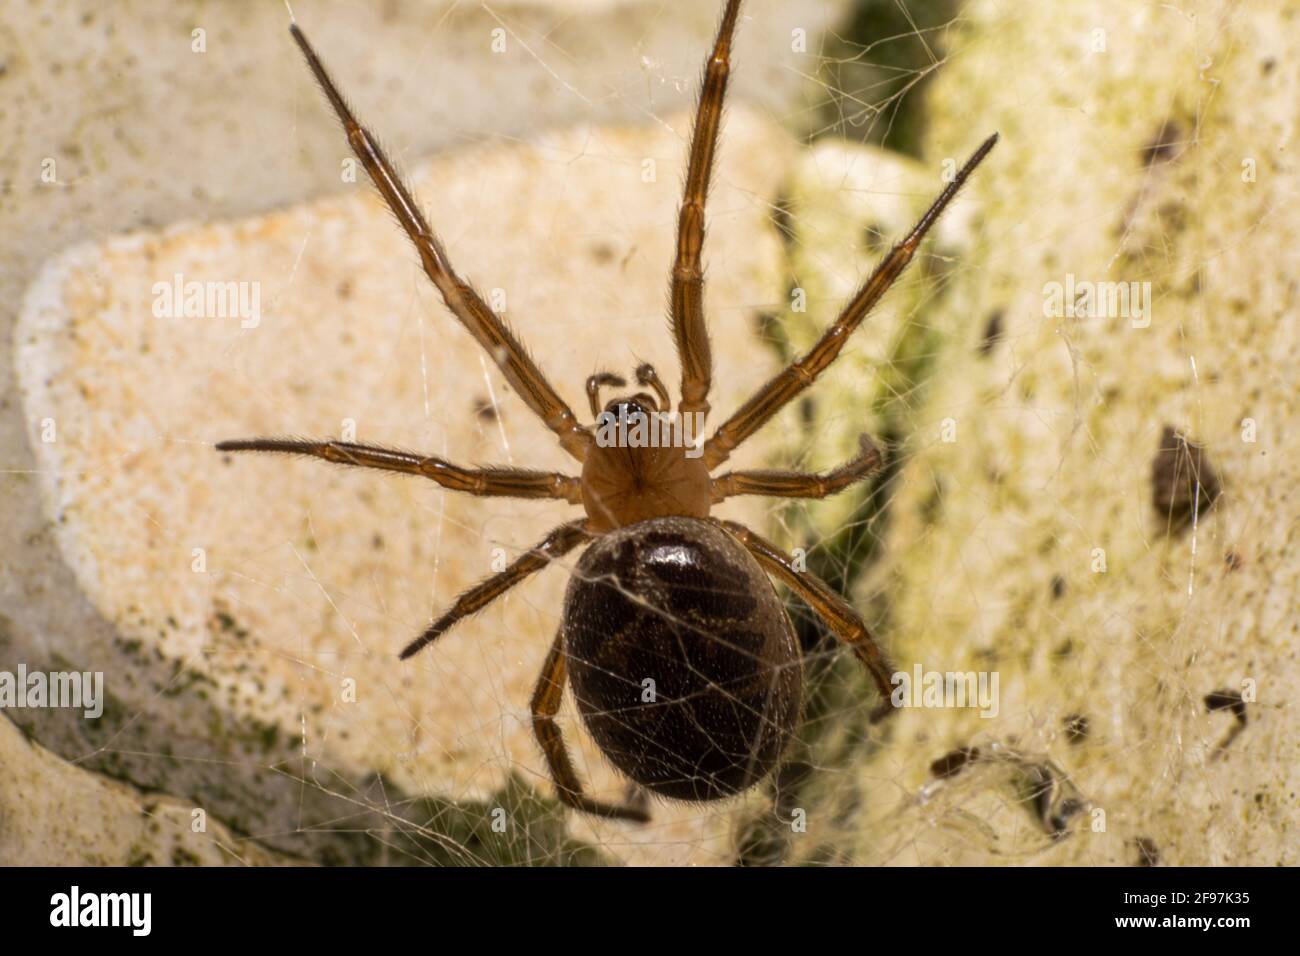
[563,516,802,802]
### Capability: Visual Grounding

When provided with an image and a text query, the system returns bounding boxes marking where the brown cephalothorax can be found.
[216,0,997,822]
[580,397,713,533]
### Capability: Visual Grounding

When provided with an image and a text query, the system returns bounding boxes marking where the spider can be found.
[217,0,996,823]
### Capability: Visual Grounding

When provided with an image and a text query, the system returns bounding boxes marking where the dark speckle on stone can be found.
[862,221,887,252]
[1152,425,1221,534]
[1063,713,1089,744]
[1141,121,1184,166]
[1134,836,1160,866]
[978,310,1004,355]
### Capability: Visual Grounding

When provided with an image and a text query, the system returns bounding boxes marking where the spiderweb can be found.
[4,0,1290,868]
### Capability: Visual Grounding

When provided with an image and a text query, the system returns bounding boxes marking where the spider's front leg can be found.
[287,23,592,463]
[701,133,998,470]
[716,519,898,723]
[669,0,745,423]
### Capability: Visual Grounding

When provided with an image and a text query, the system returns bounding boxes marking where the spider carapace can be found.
[217,0,996,822]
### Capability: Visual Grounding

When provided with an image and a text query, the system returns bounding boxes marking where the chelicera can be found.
[217,0,996,822]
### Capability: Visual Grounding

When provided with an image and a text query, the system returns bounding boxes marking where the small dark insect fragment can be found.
[930,746,981,779]
[1018,760,1089,840]
[1204,688,1247,719]
[1204,688,1248,756]
[1152,425,1221,533]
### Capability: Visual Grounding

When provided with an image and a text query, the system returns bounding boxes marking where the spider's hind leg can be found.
[716,519,898,723]
[531,632,652,823]
[399,520,591,659]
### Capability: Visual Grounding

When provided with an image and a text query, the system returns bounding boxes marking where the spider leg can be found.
[710,434,883,502]
[530,631,652,822]
[399,520,591,660]
[716,519,898,722]
[288,24,592,463]
[215,438,582,502]
[669,0,744,424]
[702,134,999,469]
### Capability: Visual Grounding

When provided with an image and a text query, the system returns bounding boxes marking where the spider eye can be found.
[603,398,650,424]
